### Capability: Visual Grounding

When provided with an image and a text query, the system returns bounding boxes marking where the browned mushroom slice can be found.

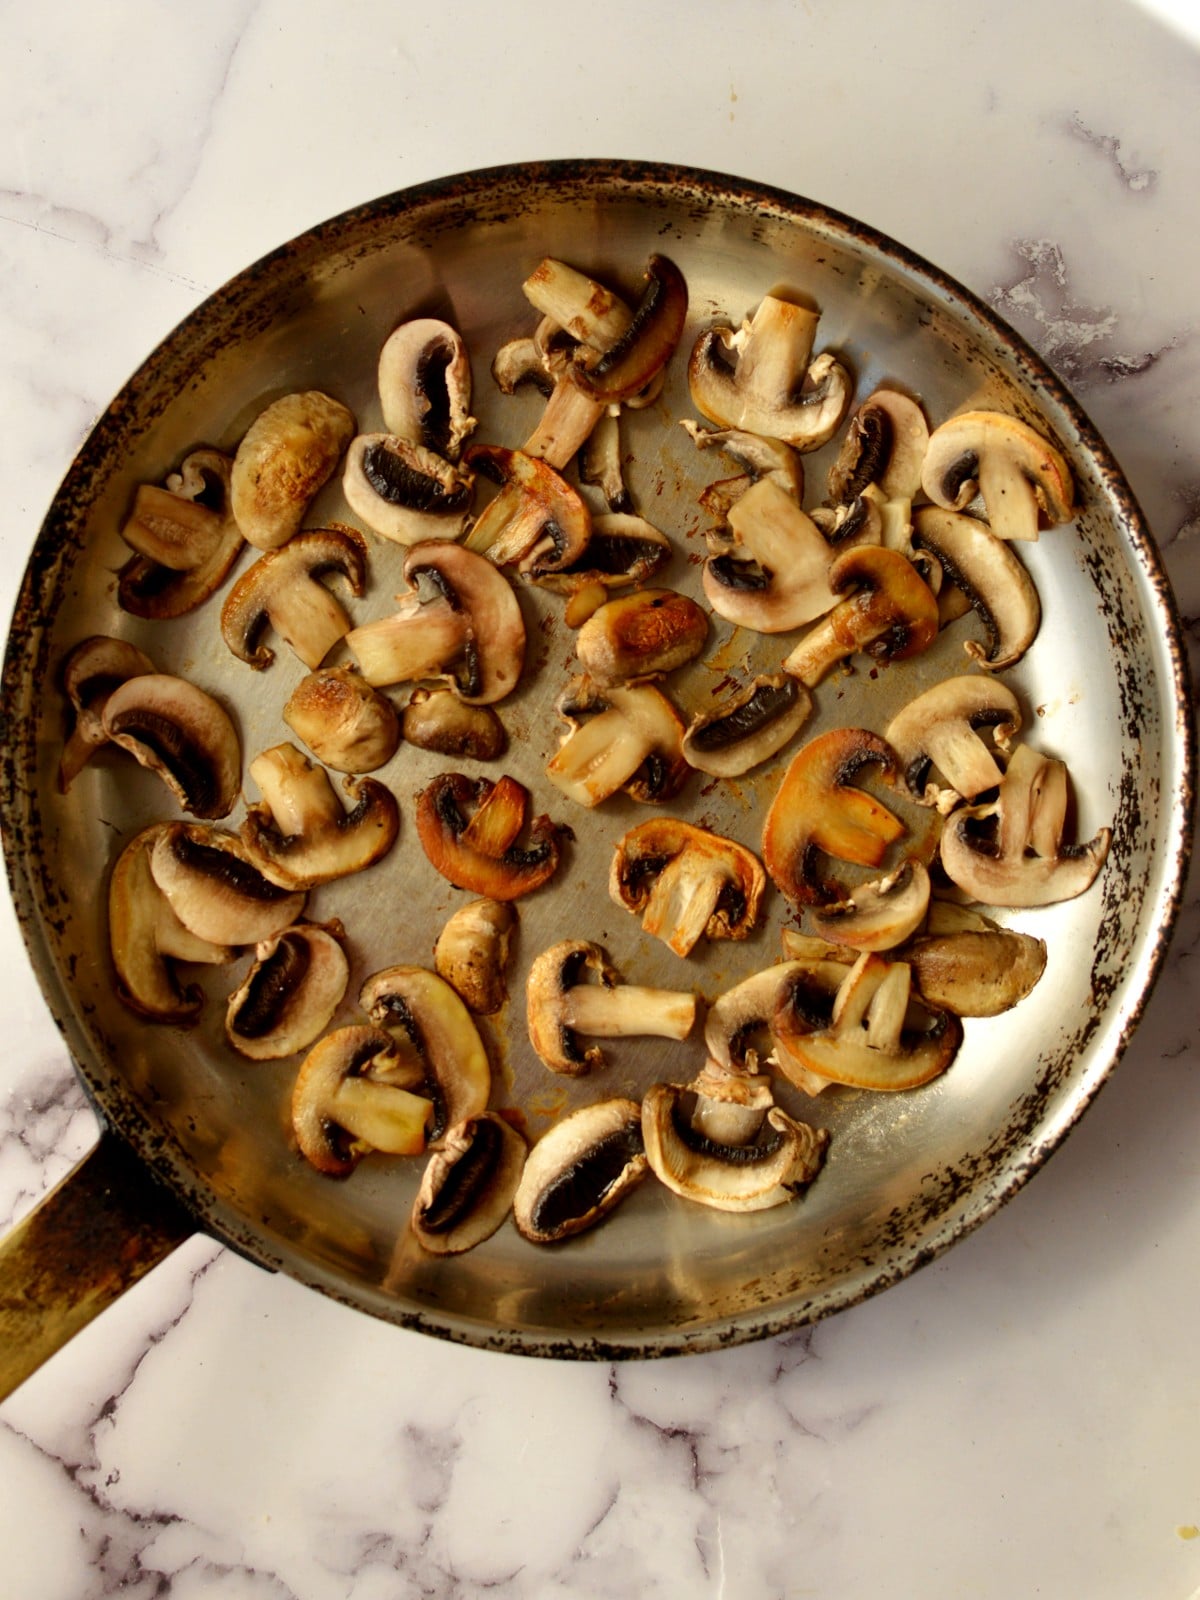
[220,524,368,671]
[827,388,930,504]
[781,545,939,687]
[567,254,688,405]
[462,445,591,577]
[117,448,245,620]
[239,744,400,890]
[59,635,156,791]
[342,434,475,545]
[291,1024,433,1177]
[411,1113,527,1255]
[414,772,565,901]
[433,898,516,1015]
[609,818,766,958]
[909,506,1041,671]
[809,858,932,952]
[921,410,1074,543]
[231,390,356,551]
[545,677,689,808]
[702,477,842,634]
[109,823,236,1022]
[345,541,525,706]
[680,420,805,516]
[688,293,851,451]
[939,743,1111,907]
[532,513,671,613]
[512,1097,648,1245]
[401,688,507,761]
[575,588,708,686]
[148,822,307,946]
[886,676,1023,809]
[225,921,350,1060]
[359,964,492,1146]
[682,673,812,778]
[904,903,1047,1017]
[283,667,401,773]
[377,318,476,462]
[703,954,853,1077]
[773,951,963,1092]
[526,939,697,1075]
[762,727,905,907]
[101,673,242,819]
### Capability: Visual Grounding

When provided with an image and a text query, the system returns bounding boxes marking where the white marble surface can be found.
[2,2,1199,1595]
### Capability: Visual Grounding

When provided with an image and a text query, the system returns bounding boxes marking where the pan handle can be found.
[0,1130,194,1401]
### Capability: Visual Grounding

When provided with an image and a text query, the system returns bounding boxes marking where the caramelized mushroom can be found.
[682,674,812,779]
[283,667,401,773]
[545,677,689,808]
[411,1113,527,1254]
[415,772,566,900]
[291,1024,433,1176]
[512,1097,649,1243]
[462,445,592,576]
[575,588,708,686]
[526,939,697,1075]
[434,897,516,1015]
[225,921,350,1060]
[342,434,475,545]
[231,390,355,550]
[220,524,368,671]
[117,448,244,620]
[609,818,766,958]
[921,410,1074,543]
[401,688,507,761]
[781,545,939,687]
[59,635,156,792]
[148,822,307,946]
[377,318,475,461]
[240,743,400,889]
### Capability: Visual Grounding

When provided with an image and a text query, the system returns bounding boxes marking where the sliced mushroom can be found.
[780,545,939,687]
[101,673,242,819]
[239,743,400,890]
[283,667,401,773]
[148,822,307,946]
[345,541,525,705]
[688,293,851,451]
[526,939,697,1075]
[809,858,932,952]
[225,921,350,1059]
[909,505,1041,671]
[702,477,841,634]
[109,823,235,1022]
[117,448,244,620]
[578,410,632,513]
[434,897,516,1015]
[377,318,476,461]
[921,410,1074,543]
[773,951,963,1092]
[415,772,566,900]
[359,964,492,1146]
[704,955,852,1076]
[342,434,475,545]
[411,1112,527,1255]
[545,677,689,808]
[512,1097,648,1244]
[827,388,930,503]
[575,588,708,686]
[886,676,1022,809]
[291,1024,433,1176]
[641,1081,828,1213]
[938,743,1111,907]
[558,254,688,406]
[762,727,905,907]
[904,903,1047,1017]
[682,673,812,778]
[401,687,507,761]
[59,635,156,791]
[531,512,671,615]
[231,390,356,550]
[220,523,368,671]
[681,420,804,517]
[609,818,766,958]
[462,445,592,576]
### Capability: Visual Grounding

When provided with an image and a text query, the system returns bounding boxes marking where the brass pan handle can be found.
[0,1131,193,1401]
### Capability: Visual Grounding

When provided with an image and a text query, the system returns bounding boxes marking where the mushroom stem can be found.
[248,745,345,836]
[345,601,471,688]
[564,983,697,1040]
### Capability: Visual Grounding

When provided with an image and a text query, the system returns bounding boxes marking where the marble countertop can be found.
[2,2,1198,1595]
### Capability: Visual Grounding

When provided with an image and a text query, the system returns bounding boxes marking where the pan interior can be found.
[2,165,1189,1355]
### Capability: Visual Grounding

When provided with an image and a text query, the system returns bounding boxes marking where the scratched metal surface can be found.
[1,160,1192,1357]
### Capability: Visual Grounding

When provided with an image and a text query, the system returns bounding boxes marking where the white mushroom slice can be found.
[642,1083,828,1213]
[291,1025,433,1176]
[148,822,307,947]
[886,676,1022,809]
[231,390,356,551]
[411,1113,527,1255]
[702,477,840,633]
[101,673,242,820]
[512,1097,648,1244]
[939,743,1111,907]
[283,667,401,773]
[609,819,766,958]
[545,678,688,808]
[342,434,475,545]
[220,524,368,671]
[377,318,476,461]
[827,388,931,503]
[780,545,939,687]
[117,448,245,621]
[809,859,932,953]
[434,898,516,1015]
[575,588,708,685]
[225,922,350,1060]
[526,939,697,1075]
[910,506,1041,671]
[239,743,400,890]
[109,823,236,1023]
[59,635,156,792]
[532,512,671,605]
[688,293,852,451]
[682,673,812,778]
[921,410,1075,543]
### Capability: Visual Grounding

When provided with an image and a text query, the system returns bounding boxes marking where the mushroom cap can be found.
[827,388,931,504]
[921,409,1074,543]
[101,673,242,819]
[808,858,932,953]
[220,523,368,671]
[225,921,350,1060]
[575,588,708,686]
[411,1112,527,1256]
[567,254,689,404]
[148,822,307,947]
[433,897,516,1016]
[462,445,592,576]
[291,1024,433,1176]
[401,687,507,761]
[283,667,401,773]
[231,390,356,550]
[682,673,812,779]
[906,920,1047,1017]
[609,817,766,958]
[512,1097,648,1244]
[377,317,476,461]
[910,506,1041,671]
[531,511,670,598]
[780,545,939,688]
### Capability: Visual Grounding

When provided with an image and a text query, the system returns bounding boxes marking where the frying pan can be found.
[0,160,1192,1391]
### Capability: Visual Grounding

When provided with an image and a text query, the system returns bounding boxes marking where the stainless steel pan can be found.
[0,160,1192,1387]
